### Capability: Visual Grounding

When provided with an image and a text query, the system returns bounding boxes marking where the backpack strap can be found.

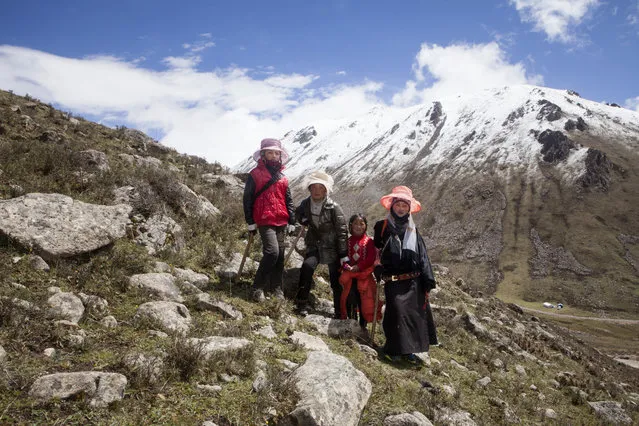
[254,172,281,200]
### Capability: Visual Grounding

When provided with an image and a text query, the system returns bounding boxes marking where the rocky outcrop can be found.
[536,130,575,163]
[529,229,592,278]
[284,351,372,426]
[537,100,562,122]
[133,301,192,334]
[576,148,612,191]
[0,193,131,260]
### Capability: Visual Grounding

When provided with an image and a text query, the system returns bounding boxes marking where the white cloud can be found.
[510,0,600,43]
[200,33,212,38]
[625,96,639,112]
[0,42,543,167]
[163,55,201,69]
[336,70,347,76]
[392,42,543,106]
[0,45,387,167]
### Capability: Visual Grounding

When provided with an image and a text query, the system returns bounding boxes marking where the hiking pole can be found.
[237,232,255,278]
[370,276,383,347]
[284,226,305,267]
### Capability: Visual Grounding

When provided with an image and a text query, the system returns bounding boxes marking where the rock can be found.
[133,301,191,334]
[577,148,614,191]
[215,251,258,280]
[514,364,527,377]
[47,292,84,323]
[536,100,562,121]
[132,214,185,255]
[43,348,56,357]
[28,372,127,407]
[384,411,433,426]
[100,315,118,328]
[476,376,492,388]
[28,255,49,271]
[123,353,165,385]
[254,325,277,340]
[0,193,131,260]
[193,293,243,320]
[0,345,6,363]
[197,384,222,394]
[289,331,330,352]
[434,407,476,425]
[129,273,183,302]
[284,351,371,426]
[587,401,632,424]
[543,408,557,419]
[78,293,109,317]
[187,336,252,360]
[74,150,110,173]
[174,267,209,289]
[252,370,268,392]
[536,130,574,163]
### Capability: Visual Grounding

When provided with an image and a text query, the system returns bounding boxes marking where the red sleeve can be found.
[358,239,377,270]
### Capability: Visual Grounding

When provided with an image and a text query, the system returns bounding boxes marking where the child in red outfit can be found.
[338,214,382,328]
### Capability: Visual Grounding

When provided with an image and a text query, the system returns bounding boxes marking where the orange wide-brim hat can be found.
[380,185,422,213]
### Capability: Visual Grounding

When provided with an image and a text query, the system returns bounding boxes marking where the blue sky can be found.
[1,0,638,167]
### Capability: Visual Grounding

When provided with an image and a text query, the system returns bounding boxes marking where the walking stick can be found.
[284,226,305,267]
[237,232,255,278]
[370,276,384,346]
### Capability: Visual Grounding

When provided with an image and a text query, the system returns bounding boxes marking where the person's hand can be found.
[342,264,352,272]
[248,223,257,236]
[286,224,297,235]
[351,265,360,273]
[339,256,350,267]
[373,265,384,281]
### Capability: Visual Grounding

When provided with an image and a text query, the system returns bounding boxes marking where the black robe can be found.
[373,218,438,355]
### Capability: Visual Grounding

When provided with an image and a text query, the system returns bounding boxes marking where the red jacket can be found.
[249,161,290,227]
[338,234,382,322]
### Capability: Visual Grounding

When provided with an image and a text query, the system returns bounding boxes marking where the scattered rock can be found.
[28,372,127,408]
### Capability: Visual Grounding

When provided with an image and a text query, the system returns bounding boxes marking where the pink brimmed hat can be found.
[252,138,289,163]
[380,186,422,213]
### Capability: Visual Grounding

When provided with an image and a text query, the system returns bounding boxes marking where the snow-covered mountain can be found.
[236,85,639,314]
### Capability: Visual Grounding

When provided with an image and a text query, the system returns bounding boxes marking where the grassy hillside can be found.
[1,90,638,425]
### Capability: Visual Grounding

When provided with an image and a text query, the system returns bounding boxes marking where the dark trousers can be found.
[345,279,367,328]
[253,225,285,292]
[296,252,341,316]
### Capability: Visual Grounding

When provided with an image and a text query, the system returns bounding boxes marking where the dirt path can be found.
[521,307,639,325]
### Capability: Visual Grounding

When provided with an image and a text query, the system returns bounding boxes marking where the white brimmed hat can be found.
[305,170,334,194]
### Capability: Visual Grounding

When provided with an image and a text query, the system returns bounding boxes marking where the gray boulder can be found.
[0,193,131,259]
[384,411,433,426]
[28,372,127,407]
[47,292,84,323]
[129,273,183,302]
[284,351,372,426]
[133,301,191,334]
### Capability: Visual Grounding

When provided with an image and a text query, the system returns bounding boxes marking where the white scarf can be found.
[385,212,417,256]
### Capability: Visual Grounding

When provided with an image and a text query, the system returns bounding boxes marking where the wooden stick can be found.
[237,232,254,278]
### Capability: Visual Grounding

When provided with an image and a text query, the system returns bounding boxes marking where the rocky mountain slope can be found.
[1,89,638,424]
[237,85,639,318]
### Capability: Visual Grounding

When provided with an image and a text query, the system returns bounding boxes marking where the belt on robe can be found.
[381,271,421,282]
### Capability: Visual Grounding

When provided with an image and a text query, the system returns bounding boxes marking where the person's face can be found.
[262,150,281,161]
[309,183,327,201]
[350,218,366,237]
[392,200,410,217]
